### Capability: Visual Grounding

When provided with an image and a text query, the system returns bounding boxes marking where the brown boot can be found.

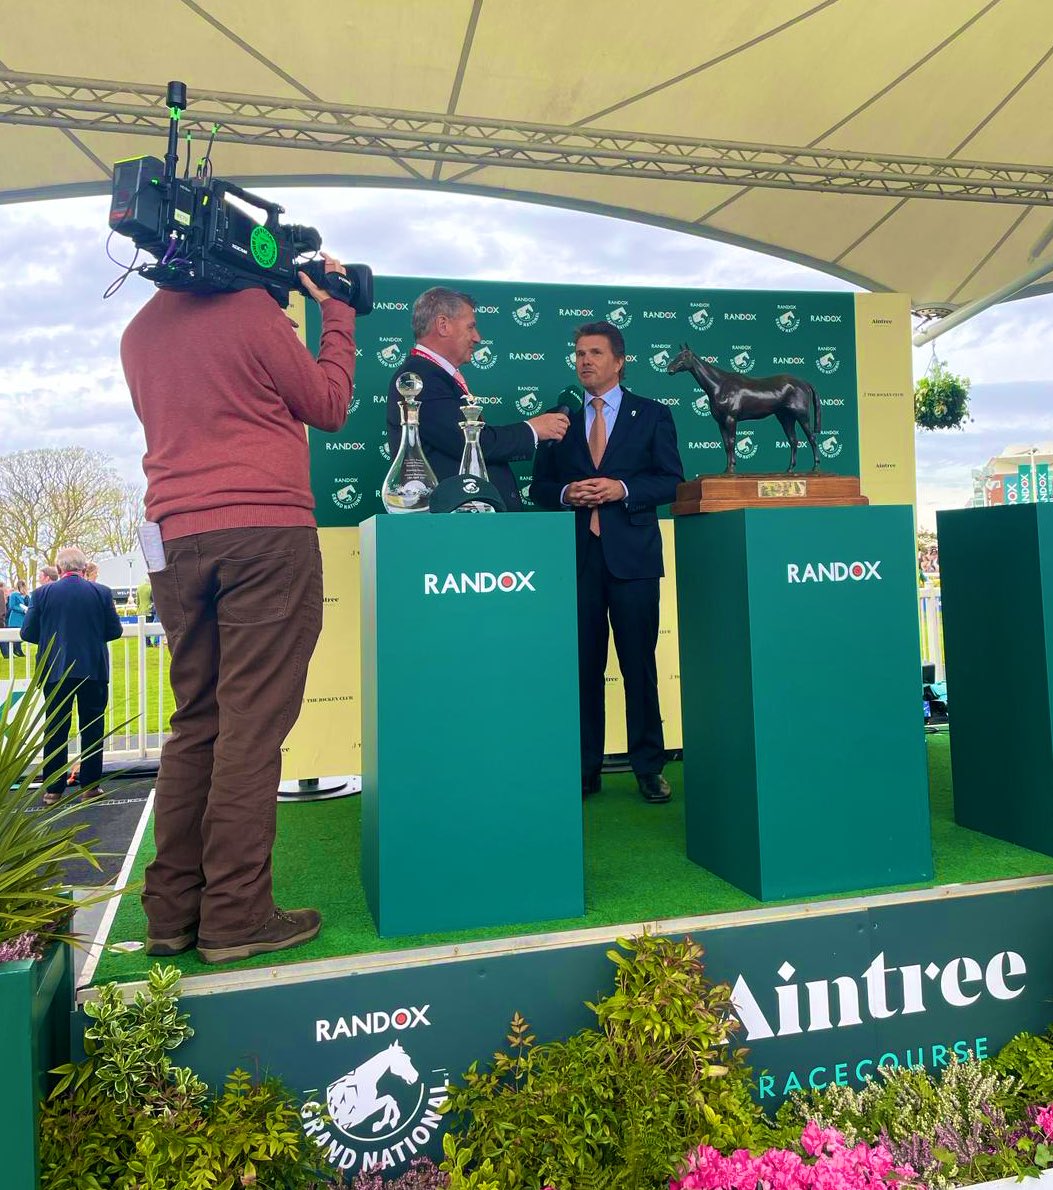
[196,908,321,965]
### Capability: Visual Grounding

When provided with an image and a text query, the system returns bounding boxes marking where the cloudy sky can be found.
[2,185,1052,530]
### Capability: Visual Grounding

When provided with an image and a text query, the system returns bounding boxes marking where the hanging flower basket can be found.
[915,361,971,430]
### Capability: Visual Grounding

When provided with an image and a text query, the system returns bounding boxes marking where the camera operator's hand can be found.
[299,252,347,304]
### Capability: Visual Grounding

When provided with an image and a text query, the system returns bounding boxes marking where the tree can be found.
[99,482,144,557]
[0,448,133,582]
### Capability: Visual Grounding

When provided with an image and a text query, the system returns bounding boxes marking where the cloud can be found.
[2,186,1052,536]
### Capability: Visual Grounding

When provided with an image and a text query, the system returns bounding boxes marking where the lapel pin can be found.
[631,409,637,417]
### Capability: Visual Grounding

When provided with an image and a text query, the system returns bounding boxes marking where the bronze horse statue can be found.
[667,344,822,474]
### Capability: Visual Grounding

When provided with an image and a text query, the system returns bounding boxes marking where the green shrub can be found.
[40,964,331,1190]
[441,934,768,1190]
[914,362,971,430]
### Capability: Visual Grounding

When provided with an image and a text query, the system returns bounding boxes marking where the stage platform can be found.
[74,732,1053,1181]
[84,732,1053,990]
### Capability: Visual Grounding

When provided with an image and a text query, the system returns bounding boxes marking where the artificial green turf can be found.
[90,731,1053,986]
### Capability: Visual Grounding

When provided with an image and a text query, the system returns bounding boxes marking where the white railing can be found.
[918,583,944,682]
[0,619,171,761]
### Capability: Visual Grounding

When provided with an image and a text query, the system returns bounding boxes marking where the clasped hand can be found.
[565,478,624,507]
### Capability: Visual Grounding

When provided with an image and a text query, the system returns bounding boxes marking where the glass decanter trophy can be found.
[456,393,496,513]
[381,372,438,514]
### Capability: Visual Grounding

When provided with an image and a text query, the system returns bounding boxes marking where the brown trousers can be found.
[143,526,323,941]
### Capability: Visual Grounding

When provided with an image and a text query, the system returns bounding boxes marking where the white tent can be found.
[3,1,1053,339]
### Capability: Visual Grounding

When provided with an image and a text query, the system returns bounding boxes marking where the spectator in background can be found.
[6,580,29,657]
[37,565,58,587]
[20,546,123,805]
[84,561,99,582]
[0,582,8,658]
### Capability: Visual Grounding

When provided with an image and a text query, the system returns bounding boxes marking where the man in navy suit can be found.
[21,546,123,804]
[531,321,684,803]
[387,288,570,509]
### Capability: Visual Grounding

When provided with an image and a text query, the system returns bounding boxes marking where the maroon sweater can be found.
[122,288,356,540]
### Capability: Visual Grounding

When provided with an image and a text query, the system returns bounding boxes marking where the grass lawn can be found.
[2,635,175,748]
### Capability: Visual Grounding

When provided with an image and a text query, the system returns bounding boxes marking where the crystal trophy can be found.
[456,392,496,513]
[381,372,438,514]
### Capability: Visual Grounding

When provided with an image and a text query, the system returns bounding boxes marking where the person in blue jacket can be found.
[6,579,29,657]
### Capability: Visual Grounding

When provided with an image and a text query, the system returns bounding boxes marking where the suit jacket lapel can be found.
[600,389,637,469]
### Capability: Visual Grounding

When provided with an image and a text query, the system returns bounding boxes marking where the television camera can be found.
[108,81,372,313]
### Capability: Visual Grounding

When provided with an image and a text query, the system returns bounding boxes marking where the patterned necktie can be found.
[588,396,606,536]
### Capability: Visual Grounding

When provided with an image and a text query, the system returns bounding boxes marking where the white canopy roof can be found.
[3,0,1053,332]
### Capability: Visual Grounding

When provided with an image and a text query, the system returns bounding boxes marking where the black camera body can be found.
[108,83,372,313]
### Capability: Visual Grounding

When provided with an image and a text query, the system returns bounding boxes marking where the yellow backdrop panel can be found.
[280,527,362,780]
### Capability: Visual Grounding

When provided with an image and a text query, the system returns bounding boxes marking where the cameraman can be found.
[121,254,354,965]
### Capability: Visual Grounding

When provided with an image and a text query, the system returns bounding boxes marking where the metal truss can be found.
[2,71,1052,205]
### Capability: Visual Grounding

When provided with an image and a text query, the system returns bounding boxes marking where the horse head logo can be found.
[326,1040,420,1137]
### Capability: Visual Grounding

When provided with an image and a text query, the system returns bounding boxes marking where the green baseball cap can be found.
[429,475,507,514]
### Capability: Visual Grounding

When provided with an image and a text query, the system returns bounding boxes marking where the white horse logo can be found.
[326,1041,419,1135]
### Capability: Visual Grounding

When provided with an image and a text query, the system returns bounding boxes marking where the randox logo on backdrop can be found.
[332,478,363,511]
[376,339,407,369]
[515,387,544,416]
[643,309,677,320]
[776,305,801,333]
[773,356,805,367]
[730,346,756,374]
[302,1005,448,1176]
[688,303,714,332]
[424,571,536,595]
[649,345,673,372]
[559,306,594,318]
[688,440,723,450]
[606,302,633,328]
[379,439,391,462]
[469,342,497,370]
[509,351,545,362]
[816,348,840,375]
[818,431,844,460]
[787,560,881,583]
[347,394,361,415]
[512,298,540,327]
[374,300,409,312]
[324,441,366,452]
[735,432,758,460]
[519,483,534,507]
[690,394,712,417]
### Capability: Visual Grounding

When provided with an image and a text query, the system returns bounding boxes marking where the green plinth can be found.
[938,505,1053,852]
[674,505,932,901]
[360,513,584,935]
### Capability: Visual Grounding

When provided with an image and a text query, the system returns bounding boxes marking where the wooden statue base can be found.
[672,473,869,516]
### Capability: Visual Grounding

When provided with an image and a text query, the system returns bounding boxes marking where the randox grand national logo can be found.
[690,393,711,417]
[688,302,714,332]
[730,346,756,374]
[735,432,758,460]
[818,430,843,460]
[816,347,841,375]
[606,301,633,329]
[649,345,673,373]
[332,478,363,511]
[512,298,540,327]
[301,1004,449,1177]
[469,341,497,370]
[376,338,407,369]
[775,305,801,333]
[515,387,544,416]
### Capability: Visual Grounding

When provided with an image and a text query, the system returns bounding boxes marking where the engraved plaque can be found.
[757,479,807,499]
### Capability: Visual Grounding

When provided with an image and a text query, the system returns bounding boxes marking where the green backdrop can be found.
[308,278,859,523]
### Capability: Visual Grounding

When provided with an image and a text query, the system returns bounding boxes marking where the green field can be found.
[2,635,175,748]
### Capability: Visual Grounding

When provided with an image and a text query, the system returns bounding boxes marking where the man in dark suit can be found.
[387,287,569,509]
[531,321,684,803]
[20,546,124,805]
